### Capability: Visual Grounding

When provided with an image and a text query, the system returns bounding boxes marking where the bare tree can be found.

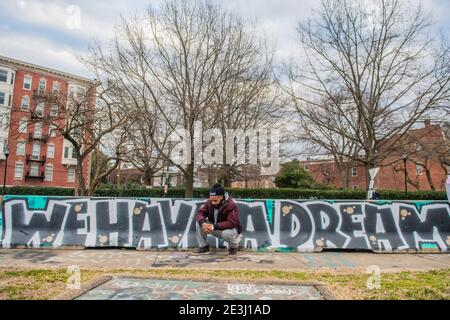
[290,92,361,189]
[392,121,450,190]
[124,110,171,187]
[85,0,278,197]
[89,130,128,195]
[286,0,450,190]
[25,82,130,196]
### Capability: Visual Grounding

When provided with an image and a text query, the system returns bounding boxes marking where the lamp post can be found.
[3,146,9,195]
[402,152,408,195]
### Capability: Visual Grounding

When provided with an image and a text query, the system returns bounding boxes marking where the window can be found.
[0,69,7,82]
[14,163,23,180]
[45,164,53,181]
[353,186,359,190]
[414,143,422,152]
[8,95,11,107]
[52,81,60,94]
[18,118,27,133]
[351,167,358,177]
[47,144,55,158]
[36,102,44,117]
[32,143,40,160]
[76,87,85,99]
[0,115,6,129]
[67,167,75,182]
[50,124,57,137]
[23,75,32,90]
[63,145,78,160]
[38,78,47,93]
[16,141,26,156]
[73,127,81,137]
[304,164,309,171]
[69,86,75,99]
[0,92,5,105]
[21,96,30,110]
[30,163,39,177]
[11,72,14,85]
[34,122,42,138]
[50,104,58,116]
[416,164,424,176]
[1,139,6,155]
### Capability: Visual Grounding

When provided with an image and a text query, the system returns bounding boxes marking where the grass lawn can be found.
[0,267,448,300]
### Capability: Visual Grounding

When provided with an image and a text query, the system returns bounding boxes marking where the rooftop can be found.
[0,54,96,85]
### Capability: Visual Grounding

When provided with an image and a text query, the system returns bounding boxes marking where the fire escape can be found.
[24,89,53,182]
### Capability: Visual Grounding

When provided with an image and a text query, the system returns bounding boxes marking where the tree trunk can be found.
[206,165,215,187]
[425,167,435,191]
[364,162,371,191]
[75,160,87,196]
[221,133,232,187]
[143,166,154,186]
[222,164,232,187]
[184,163,194,198]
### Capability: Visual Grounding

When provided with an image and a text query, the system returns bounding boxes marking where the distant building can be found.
[0,55,95,188]
[108,164,183,188]
[300,120,449,191]
[108,163,275,189]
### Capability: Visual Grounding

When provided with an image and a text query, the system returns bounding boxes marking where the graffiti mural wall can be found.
[1,196,449,252]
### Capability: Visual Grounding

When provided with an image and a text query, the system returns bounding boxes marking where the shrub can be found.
[1,186,75,196]
[0,186,446,200]
[274,161,315,188]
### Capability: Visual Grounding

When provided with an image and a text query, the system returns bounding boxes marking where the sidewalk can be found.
[1,249,449,272]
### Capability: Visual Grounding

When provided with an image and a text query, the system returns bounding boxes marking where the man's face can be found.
[209,195,224,206]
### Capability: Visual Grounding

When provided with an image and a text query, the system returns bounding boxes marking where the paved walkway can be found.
[1,249,449,272]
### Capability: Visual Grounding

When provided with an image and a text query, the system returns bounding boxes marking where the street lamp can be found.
[3,146,9,195]
[402,152,408,195]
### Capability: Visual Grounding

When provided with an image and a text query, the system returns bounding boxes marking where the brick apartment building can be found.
[0,55,95,188]
[300,120,449,191]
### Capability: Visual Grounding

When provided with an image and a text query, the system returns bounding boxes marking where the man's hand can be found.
[202,223,214,234]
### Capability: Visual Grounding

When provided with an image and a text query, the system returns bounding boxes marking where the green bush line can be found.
[0,186,446,200]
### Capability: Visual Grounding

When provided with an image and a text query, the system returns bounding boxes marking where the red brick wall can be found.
[302,161,368,190]
[0,68,90,189]
[301,124,447,191]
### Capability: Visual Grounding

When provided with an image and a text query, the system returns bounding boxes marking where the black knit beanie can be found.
[209,183,225,196]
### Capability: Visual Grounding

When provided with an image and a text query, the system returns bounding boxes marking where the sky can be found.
[0,0,449,79]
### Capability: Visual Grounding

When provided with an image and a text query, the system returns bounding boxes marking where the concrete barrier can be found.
[1,196,449,252]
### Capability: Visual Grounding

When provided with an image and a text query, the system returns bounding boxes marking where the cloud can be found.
[0,30,89,78]
[0,0,448,75]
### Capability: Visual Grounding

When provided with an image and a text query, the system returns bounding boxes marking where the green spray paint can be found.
[266,200,274,224]
[3,196,49,210]
[414,201,434,212]
[375,200,392,206]
[421,243,438,249]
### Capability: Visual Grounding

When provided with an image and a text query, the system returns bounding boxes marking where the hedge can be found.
[0,186,447,200]
[2,186,75,196]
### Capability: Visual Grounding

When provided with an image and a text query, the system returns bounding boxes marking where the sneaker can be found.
[193,246,209,254]
[228,247,238,255]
